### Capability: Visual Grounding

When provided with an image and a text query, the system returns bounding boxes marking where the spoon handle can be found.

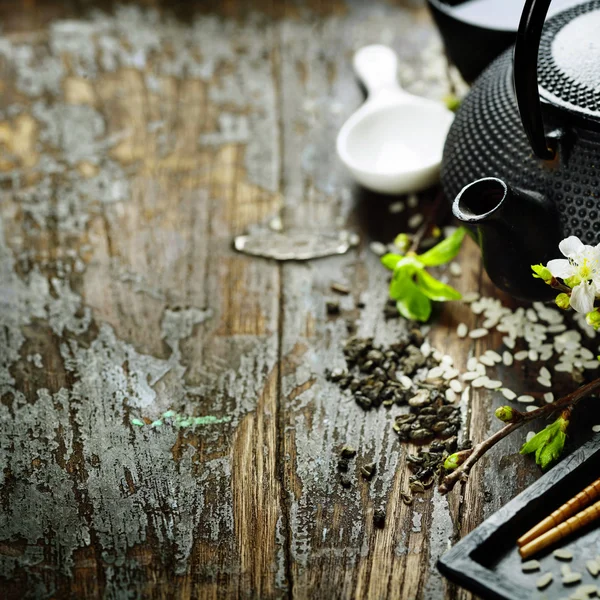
[353,45,404,98]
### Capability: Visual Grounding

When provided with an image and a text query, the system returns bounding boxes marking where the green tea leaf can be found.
[394,233,410,253]
[520,418,567,470]
[520,421,558,455]
[537,431,566,470]
[531,264,552,281]
[393,270,431,322]
[418,227,466,266]
[415,269,462,301]
[389,263,419,300]
[381,253,404,271]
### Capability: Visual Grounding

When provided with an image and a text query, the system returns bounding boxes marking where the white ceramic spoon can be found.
[336,44,455,195]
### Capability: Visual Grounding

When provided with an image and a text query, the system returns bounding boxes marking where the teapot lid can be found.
[538,0,600,120]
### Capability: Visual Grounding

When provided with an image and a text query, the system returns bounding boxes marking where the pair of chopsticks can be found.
[519,477,600,559]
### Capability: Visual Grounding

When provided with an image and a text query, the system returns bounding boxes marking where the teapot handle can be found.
[514,0,554,160]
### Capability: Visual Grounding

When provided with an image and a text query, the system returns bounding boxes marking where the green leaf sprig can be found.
[381,227,467,322]
[520,416,569,470]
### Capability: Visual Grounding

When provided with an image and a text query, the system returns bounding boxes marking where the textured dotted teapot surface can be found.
[441,3,600,245]
[538,0,600,118]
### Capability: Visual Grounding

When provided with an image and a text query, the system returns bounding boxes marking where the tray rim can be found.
[437,435,600,600]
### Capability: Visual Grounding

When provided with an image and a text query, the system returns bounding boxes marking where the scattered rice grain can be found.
[408,213,424,229]
[502,351,514,366]
[469,328,488,339]
[536,572,553,590]
[586,560,600,577]
[445,389,457,403]
[484,379,503,389]
[450,379,463,393]
[501,388,517,400]
[369,241,387,256]
[517,395,535,404]
[399,375,413,390]
[462,292,480,303]
[479,355,496,367]
[554,549,573,560]
[521,559,541,572]
[449,262,462,277]
[472,376,489,388]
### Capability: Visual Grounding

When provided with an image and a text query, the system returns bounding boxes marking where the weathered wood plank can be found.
[0,3,286,598]
[2,1,589,599]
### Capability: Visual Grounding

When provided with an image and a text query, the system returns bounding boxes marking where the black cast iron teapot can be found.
[442,0,600,300]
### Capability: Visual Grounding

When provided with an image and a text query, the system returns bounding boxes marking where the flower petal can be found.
[559,236,584,258]
[546,259,575,279]
[570,281,595,314]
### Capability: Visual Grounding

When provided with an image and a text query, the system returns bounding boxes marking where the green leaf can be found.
[520,418,567,470]
[381,253,404,271]
[394,233,410,253]
[393,270,431,322]
[564,275,580,288]
[520,421,558,455]
[531,264,552,282]
[389,263,418,300]
[537,431,566,469]
[417,227,466,267]
[414,269,462,301]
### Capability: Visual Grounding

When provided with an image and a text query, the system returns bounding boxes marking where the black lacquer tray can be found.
[438,435,600,599]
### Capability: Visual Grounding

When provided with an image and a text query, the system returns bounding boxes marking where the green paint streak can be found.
[132,413,232,428]
[193,415,231,426]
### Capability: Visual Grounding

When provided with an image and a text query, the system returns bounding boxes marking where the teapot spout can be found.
[453,178,561,300]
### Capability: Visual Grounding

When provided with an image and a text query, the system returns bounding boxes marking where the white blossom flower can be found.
[546,236,600,314]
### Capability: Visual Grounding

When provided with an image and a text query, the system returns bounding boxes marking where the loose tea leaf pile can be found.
[327,328,472,495]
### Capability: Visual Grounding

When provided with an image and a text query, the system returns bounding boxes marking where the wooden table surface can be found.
[0,1,583,598]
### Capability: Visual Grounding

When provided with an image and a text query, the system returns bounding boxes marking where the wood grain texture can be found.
[0,1,579,599]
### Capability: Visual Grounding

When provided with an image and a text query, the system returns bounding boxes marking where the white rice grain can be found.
[517,395,535,403]
[450,379,463,393]
[472,376,489,388]
[449,262,462,277]
[501,388,517,400]
[461,291,479,303]
[469,328,488,339]
[484,379,503,389]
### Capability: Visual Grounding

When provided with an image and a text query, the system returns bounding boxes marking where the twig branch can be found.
[408,191,446,254]
[438,377,600,494]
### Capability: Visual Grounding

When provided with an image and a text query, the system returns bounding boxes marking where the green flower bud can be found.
[555,293,570,310]
[531,264,552,283]
[443,94,461,112]
[443,453,462,471]
[393,233,410,254]
[586,310,600,330]
[495,405,515,422]
[564,275,581,288]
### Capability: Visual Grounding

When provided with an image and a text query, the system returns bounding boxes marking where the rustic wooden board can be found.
[0,1,588,599]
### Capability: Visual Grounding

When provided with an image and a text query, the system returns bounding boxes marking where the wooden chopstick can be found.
[519,498,600,559]
[518,476,600,547]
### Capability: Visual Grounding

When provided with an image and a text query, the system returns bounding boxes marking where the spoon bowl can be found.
[337,45,454,195]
